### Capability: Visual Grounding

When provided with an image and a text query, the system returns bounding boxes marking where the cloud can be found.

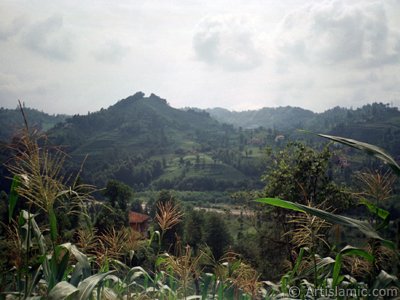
[0,72,50,109]
[22,15,74,61]
[0,16,26,41]
[93,40,130,64]
[275,0,400,68]
[193,14,263,71]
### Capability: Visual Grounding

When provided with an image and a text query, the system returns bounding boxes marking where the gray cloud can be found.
[276,0,400,68]
[22,15,74,61]
[93,40,130,64]
[193,14,263,71]
[0,16,26,41]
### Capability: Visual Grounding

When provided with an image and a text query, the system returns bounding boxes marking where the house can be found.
[129,211,150,234]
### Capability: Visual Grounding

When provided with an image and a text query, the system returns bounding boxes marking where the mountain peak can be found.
[112,92,145,108]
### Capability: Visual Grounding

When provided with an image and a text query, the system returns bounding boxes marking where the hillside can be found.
[46,92,266,190]
[207,103,400,156]
[2,96,400,192]
[206,106,314,130]
[0,107,67,142]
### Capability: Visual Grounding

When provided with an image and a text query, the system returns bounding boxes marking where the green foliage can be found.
[129,198,143,213]
[8,175,19,222]
[263,142,349,208]
[184,210,204,251]
[0,107,66,142]
[259,133,400,297]
[104,179,133,210]
[203,213,232,260]
[256,197,388,242]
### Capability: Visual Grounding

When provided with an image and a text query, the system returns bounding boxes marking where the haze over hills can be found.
[1,92,400,192]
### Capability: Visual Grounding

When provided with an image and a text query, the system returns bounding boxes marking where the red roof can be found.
[129,211,150,224]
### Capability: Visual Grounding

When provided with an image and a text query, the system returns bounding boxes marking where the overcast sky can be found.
[0,0,399,114]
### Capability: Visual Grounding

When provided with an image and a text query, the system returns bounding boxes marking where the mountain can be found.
[46,92,265,190]
[0,107,67,142]
[2,94,400,193]
[206,106,314,130]
[207,103,400,157]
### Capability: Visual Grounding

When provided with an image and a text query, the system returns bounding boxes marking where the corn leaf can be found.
[59,243,91,286]
[332,246,374,288]
[256,198,383,240]
[332,253,342,288]
[316,133,400,176]
[340,245,374,262]
[49,207,58,242]
[48,281,78,300]
[76,271,114,300]
[359,199,390,221]
[8,175,20,222]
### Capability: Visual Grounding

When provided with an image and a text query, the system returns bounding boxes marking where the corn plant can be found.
[258,133,400,299]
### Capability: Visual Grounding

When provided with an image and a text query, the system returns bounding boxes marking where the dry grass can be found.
[285,201,331,250]
[7,129,65,214]
[75,228,98,255]
[355,169,395,203]
[96,227,141,264]
[6,124,96,246]
[159,245,204,296]
[3,222,24,269]
[155,200,183,233]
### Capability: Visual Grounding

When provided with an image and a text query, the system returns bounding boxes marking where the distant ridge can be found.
[1,93,400,192]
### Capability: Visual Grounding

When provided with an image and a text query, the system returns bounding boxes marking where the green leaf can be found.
[49,207,58,242]
[76,271,114,300]
[59,243,91,285]
[316,133,400,176]
[201,273,214,300]
[288,248,305,283]
[8,175,20,222]
[332,253,342,288]
[254,198,305,213]
[359,198,390,230]
[340,245,374,262]
[48,281,78,300]
[332,246,374,288]
[46,245,71,290]
[371,270,399,289]
[256,198,384,240]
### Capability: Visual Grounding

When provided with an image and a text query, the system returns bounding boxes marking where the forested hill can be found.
[207,103,400,156]
[0,107,67,141]
[206,106,315,130]
[1,94,400,191]
[45,92,264,190]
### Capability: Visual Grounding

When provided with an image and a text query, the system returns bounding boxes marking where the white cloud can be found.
[193,14,263,71]
[93,40,130,64]
[0,16,26,41]
[275,0,400,68]
[0,0,399,114]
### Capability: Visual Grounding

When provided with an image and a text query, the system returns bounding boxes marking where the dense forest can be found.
[0,94,400,299]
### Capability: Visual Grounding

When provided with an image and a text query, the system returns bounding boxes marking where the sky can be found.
[0,0,399,115]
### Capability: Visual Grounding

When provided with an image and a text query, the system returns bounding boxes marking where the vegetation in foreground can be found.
[0,110,400,299]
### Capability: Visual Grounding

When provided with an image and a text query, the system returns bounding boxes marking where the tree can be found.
[203,213,232,260]
[104,180,133,210]
[257,142,351,277]
[184,210,204,253]
[95,180,133,233]
[130,199,143,213]
[262,142,349,209]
